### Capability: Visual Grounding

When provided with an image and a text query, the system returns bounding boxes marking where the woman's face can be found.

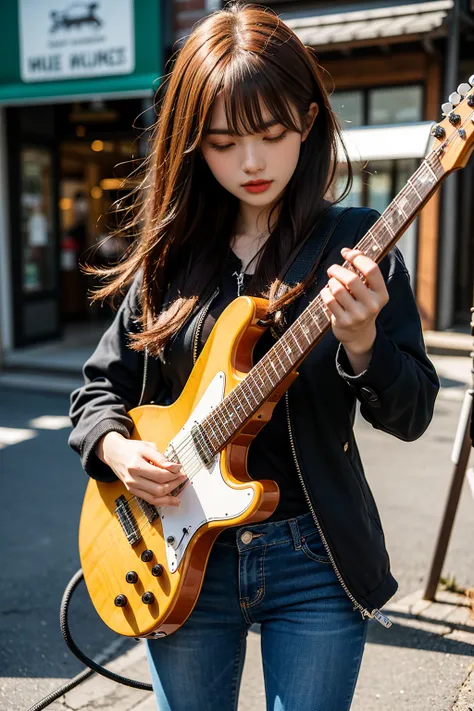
[200,94,318,208]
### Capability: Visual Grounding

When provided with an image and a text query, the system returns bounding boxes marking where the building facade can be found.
[0,0,473,362]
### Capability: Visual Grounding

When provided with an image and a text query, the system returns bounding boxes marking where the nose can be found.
[241,141,265,176]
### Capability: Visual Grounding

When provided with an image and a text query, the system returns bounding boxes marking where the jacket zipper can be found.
[192,287,220,365]
[285,390,392,629]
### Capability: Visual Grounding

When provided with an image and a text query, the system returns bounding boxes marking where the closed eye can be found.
[209,131,288,152]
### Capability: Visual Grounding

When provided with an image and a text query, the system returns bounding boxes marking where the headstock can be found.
[430,76,474,174]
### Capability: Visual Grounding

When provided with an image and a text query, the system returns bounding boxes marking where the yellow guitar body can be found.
[79,296,296,638]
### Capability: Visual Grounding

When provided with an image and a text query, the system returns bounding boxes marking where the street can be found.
[1,381,473,711]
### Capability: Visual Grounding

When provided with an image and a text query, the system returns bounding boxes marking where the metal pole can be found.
[423,390,473,600]
[424,288,474,601]
[438,0,460,330]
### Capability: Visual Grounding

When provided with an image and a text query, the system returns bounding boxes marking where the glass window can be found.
[330,91,364,129]
[20,147,55,293]
[368,86,423,125]
[366,160,392,214]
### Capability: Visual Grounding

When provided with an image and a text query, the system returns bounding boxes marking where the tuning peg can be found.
[457,83,472,96]
[442,102,454,115]
[449,92,462,106]
[469,75,474,87]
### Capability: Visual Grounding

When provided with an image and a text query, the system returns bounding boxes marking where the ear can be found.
[301,102,319,142]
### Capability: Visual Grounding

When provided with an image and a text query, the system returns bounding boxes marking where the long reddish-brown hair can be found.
[90,1,352,357]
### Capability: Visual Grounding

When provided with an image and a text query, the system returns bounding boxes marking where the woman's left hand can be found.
[321,247,389,373]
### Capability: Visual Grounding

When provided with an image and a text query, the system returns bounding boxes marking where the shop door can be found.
[7,106,61,347]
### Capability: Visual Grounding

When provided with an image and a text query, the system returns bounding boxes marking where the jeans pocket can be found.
[300,531,332,564]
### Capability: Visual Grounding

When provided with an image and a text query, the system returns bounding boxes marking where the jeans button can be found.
[241,531,253,544]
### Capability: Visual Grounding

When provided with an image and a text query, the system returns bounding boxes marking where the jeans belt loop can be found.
[288,518,302,550]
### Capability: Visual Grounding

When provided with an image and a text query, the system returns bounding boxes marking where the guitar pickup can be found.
[114,495,142,546]
[191,424,214,466]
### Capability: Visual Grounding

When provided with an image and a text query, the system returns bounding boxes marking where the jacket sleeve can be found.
[335,209,440,441]
[68,273,149,482]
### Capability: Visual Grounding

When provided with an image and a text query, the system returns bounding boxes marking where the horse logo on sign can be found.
[49,3,103,32]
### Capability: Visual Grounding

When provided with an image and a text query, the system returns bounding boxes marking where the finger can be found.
[327,264,369,302]
[141,445,183,474]
[341,249,386,292]
[326,277,356,310]
[321,284,346,321]
[133,461,187,484]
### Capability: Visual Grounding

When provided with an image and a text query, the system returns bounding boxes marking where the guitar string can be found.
[126,120,468,484]
[117,107,473,531]
[126,120,469,499]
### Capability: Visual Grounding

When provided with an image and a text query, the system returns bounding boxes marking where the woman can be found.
[69,2,439,709]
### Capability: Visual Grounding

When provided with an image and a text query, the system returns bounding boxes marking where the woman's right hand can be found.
[95,431,187,507]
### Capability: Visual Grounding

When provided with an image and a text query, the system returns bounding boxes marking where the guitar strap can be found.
[270,204,351,336]
[279,204,351,291]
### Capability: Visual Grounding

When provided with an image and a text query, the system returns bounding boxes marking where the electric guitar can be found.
[78,79,474,638]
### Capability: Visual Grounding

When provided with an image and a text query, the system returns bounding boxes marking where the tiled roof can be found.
[283,1,454,48]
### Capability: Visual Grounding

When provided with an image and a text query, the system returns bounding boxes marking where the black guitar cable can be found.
[26,568,152,711]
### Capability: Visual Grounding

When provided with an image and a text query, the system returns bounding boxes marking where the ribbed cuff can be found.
[335,321,403,400]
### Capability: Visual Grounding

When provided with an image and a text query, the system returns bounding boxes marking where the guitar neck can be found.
[197,149,445,456]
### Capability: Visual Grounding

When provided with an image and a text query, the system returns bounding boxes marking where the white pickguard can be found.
[160,371,255,573]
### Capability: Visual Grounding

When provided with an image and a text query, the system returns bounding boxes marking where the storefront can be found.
[0,0,163,350]
[279,0,474,331]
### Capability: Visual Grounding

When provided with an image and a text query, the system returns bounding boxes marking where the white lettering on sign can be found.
[19,0,135,82]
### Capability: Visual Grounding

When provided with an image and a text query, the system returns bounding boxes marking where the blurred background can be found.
[0,0,473,364]
[0,2,473,711]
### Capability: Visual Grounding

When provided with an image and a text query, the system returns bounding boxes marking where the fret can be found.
[248,370,265,398]
[273,344,287,371]
[253,364,269,394]
[385,202,405,232]
[291,324,307,354]
[407,177,423,200]
[202,419,222,452]
[221,398,238,428]
[425,161,439,183]
[307,305,323,332]
[396,195,410,219]
[241,379,259,409]
[363,230,382,257]
[228,395,246,422]
[261,359,277,386]
[270,360,280,378]
[299,320,312,344]
[237,384,253,413]
[418,164,437,188]
[381,215,395,238]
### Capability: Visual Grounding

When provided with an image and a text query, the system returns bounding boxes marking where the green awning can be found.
[0,1,162,105]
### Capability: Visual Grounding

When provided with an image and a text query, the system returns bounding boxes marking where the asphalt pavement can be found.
[0,353,473,711]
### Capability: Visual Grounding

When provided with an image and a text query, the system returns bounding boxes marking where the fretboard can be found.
[196,150,445,460]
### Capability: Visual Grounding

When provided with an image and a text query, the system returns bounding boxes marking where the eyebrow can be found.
[204,119,281,136]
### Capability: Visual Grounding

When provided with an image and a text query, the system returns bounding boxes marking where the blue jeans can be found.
[146,511,368,710]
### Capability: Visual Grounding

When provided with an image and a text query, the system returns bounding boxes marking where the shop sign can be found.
[19,0,135,82]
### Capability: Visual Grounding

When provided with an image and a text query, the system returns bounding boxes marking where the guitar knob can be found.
[142,591,155,605]
[448,91,462,106]
[152,564,164,577]
[441,102,453,116]
[468,75,474,87]
[126,571,138,584]
[114,594,128,607]
[431,125,445,139]
[141,549,154,562]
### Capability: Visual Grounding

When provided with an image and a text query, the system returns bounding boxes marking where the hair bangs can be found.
[217,58,303,137]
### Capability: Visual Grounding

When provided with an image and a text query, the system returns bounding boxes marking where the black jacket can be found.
[69,207,440,625]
